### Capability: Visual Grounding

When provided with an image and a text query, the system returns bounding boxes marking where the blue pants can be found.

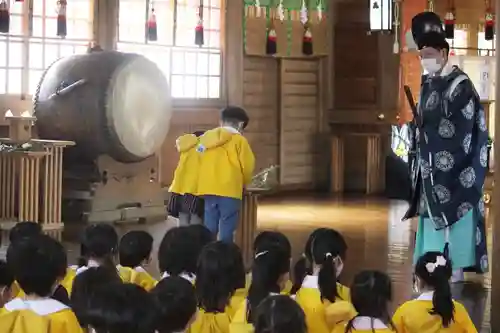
[203,195,241,243]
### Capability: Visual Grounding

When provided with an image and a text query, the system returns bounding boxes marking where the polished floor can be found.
[256,194,491,333]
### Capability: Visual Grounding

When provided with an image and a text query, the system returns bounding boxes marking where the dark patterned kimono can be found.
[405,65,489,273]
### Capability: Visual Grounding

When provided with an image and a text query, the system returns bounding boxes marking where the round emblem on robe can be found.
[462,133,472,154]
[457,201,473,219]
[420,159,431,179]
[438,118,455,138]
[461,99,474,120]
[459,167,476,188]
[480,144,488,168]
[433,184,451,204]
[478,198,485,217]
[435,151,454,172]
[425,91,440,110]
[477,109,487,132]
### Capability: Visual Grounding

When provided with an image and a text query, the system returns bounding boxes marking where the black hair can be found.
[79,223,118,270]
[346,270,395,333]
[196,241,245,312]
[247,245,290,323]
[415,251,454,327]
[419,32,450,54]
[0,260,13,287]
[119,230,154,268]
[71,266,122,327]
[8,221,42,243]
[86,282,157,333]
[221,106,250,129]
[7,234,67,297]
[253,295,306,333]
[193,131,205,137]
[291,228,347,302]
[151,276,197,333]
[253,231,292,260]
[158,225,213,276]
[52,284,70,306]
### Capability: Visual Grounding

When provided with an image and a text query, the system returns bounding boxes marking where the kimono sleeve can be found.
[391,304,409,333]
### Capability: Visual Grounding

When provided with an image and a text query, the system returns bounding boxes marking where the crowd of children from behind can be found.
[0,221,478,333]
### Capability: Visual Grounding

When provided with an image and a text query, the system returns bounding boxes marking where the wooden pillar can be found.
[225,0,244,106]
[491,0,500,328]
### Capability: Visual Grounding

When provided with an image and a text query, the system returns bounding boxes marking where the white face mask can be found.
[421,58,442,75]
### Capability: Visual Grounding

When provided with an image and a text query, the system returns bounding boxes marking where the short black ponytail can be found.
[415,251,455,327]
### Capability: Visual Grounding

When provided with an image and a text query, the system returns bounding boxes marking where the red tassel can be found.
[147,8,157,41]
[195,5,204,46]
[0,0,9,33]
[57,0,67,38]
[444,11,454,39]
[266,27,277,55]
[302,26,313,55]
[485,11,494,41]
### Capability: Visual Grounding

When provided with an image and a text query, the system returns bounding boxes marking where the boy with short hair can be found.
[151,276,198,333]
[196,106,255,243]
[1,235,81,332]
[118,230,157,291]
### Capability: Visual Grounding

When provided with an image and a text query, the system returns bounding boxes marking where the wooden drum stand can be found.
[0,112,74,244]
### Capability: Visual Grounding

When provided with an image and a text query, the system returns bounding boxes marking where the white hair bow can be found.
[425,256,447,273]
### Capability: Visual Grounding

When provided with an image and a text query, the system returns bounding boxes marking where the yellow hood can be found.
[176,134,200,153]
[325,300,357,327]
[198,127,238,151]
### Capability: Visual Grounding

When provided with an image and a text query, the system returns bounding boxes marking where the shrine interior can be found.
[0,0,498,332]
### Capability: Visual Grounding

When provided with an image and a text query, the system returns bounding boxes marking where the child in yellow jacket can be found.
[117,230,157,291]
[332,270,396,333]
[190,241,247,333]
[1,234,82,333]
[392,251,477,333]
[231,295,306,333]
[197,106,255,242]
[245,231,293,295]
[168,131,206,226]
[293,228,354,333]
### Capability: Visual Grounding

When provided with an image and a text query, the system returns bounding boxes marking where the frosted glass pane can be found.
[196,77,208,98]
[0,41,6,67]
[45,44,60,67]
[10,15,23,35]
[67,1,92,20]
[0,69,6,94]
[68,19,91,39]
[184,52,197,74]
[197,53,209,75]
[29,70,44,94]
[32,17,44,37]
[184,76,196,98]
[9,42,23,67]
[208,77,220,98]
[171,75,184,97]
[171,51,184,74]
[29,43,44,68]
[208,53,220,75]
[7,69,22,94]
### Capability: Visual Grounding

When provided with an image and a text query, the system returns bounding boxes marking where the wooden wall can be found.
[329,0,399,193]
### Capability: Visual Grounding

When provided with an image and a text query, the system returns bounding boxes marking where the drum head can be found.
[107,55,171,160]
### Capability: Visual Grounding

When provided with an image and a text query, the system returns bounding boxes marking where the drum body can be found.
[34,51,171,163]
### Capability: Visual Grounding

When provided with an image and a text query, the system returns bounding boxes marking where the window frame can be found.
[0,0,93,97]
[116,0,225,105]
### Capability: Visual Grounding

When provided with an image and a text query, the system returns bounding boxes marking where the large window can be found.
[0,0,92,95]
[446,29,468,56]
[478,30,495,56]
[117,0,222,99]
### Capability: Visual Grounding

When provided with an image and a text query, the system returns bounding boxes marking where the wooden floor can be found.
[256,194,491,332]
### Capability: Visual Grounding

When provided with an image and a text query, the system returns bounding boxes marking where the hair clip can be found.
[425,255,447,273]
[325,252,332,258]
[255,251,268,259]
